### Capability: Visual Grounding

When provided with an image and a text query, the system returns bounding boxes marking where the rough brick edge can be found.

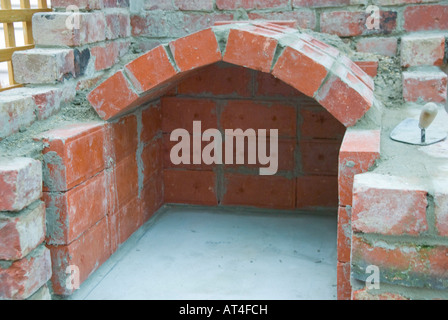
[87,22,374,126]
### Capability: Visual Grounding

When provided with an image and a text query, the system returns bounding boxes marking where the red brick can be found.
[296,175,338,208]
[125,45,178,93]
[376,0,438,4]
[223,27,278,73]
[214,20,298,28]
[43,171,109,245]
[338,55,375,91]
[0,202,46,260]
[0,95,36,139]
[222,173,295,209]
[39,122,108,192]
[338,129,380,206]
[51,0,102,9]
[401,34,445,68]
[402,70,447,104]
[142,170,163,222]
[255,71,303,98]
[48,216,111,296]
[87,71,139,121]
[216,0,289,10]
[163,133,214,170]
[294,0,349,6]
[141,101,162,143]
[178,63,252,97]
[351,235,448,290]
[112,153,139,210]
[300,106,346,140]
[220,100,296,138]
[105,12,131,40]
[224,138,296,172]
[33,12,106,46]
[109,113,138,163]
[337,206,351,263]
[272,41,334,98]
[0,157,42,212]
[91,41,130,71]
[352,288,409,300]
[110,197,143,249]
[31,88,62,121]
[162,97,218,133]
[142,138,163,185]
[169,28,222,72]
[320,10,397,37]
[102,0,129,8]
[247,11,316,30]
[404,5,448,32]
[175,0,214,10]
[0,245,51,300]
[356,37,397,57]
[300,140,340,175]
[354,60,378,78]
[315,65,373,127]
[434,181,448,237]
[352,173,428,236]
[337,261,351,300]
[164,169,217,205]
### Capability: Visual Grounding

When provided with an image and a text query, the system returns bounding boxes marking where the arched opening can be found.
[44,22,377,299]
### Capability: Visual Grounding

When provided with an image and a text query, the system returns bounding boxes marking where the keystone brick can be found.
[169,28,222,72]
[224,27,278,73]
[0,201,46,260]
[0,157,42,212]
[0,245,52,300]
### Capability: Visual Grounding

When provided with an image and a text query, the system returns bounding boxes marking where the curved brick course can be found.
[88,23,374,127]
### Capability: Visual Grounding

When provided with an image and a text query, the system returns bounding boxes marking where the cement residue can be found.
[0,91,104,160]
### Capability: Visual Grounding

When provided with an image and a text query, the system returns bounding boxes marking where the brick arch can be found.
[87,22,374,127]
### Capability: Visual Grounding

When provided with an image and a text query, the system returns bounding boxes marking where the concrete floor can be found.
[70,205,338,300]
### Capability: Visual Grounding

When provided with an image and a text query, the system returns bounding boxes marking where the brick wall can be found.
[162,62,345,209]
[0,0,447,301]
